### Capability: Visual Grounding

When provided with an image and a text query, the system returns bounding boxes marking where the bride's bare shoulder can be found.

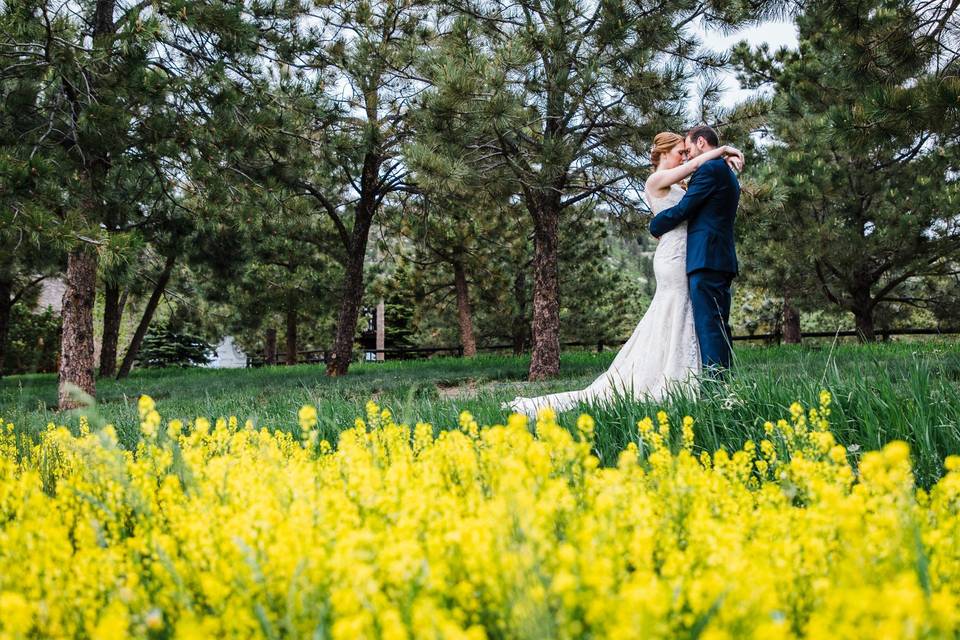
[645,171,670,198]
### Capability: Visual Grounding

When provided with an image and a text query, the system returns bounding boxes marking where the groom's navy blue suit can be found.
[649,157,740,372]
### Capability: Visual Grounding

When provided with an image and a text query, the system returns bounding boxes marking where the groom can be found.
[649,125,740,375]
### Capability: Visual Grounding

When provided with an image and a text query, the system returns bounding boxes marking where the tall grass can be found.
[2,340,958,485]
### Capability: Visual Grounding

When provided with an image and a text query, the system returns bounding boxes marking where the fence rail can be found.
[246,327,960,367]
[730,327,960,342]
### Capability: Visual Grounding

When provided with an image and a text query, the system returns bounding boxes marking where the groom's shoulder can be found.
[703,157,727,172]
[693,157,725,180]
[705,157,739,183]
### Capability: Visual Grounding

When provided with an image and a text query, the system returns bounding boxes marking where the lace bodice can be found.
[646,183,685,215]
[646,183,687,264]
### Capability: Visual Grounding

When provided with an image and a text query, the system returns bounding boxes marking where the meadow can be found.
[2,339,959,486]
[2,340,960,638]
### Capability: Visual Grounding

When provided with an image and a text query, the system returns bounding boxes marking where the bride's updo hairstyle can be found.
[650,132,684,168]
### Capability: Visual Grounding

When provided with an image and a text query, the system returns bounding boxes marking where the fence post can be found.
[596,340,604,353]
[376,299,386,361]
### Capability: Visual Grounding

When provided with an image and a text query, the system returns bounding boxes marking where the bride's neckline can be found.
[647,184,684,201]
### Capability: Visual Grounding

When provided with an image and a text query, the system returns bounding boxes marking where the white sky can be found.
[692,20,800,113]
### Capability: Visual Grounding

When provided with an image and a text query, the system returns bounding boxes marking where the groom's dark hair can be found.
[687,125,720,148]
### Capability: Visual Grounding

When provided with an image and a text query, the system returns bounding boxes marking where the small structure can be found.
[205,336,247,369]
[35,277,66,313]
[360,299,386,362]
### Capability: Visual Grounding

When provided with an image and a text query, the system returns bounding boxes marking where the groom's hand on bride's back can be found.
[648,163,717,238]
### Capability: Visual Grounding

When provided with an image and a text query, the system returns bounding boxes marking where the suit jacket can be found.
[648,157,740,275]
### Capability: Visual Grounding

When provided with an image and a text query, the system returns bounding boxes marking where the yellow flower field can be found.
[0,392,958,639]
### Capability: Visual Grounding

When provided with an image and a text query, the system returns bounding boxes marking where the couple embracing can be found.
[505,126,742,418]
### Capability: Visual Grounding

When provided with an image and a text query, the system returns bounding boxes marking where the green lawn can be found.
[3,340,959,486]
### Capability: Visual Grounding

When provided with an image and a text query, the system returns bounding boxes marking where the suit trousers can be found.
[688,269,735,373]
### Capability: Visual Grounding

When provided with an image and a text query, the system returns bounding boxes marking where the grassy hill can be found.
[2,340,959,486]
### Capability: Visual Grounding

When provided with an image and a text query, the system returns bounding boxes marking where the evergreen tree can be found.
[382,183,521,356]
[732,0,960,340]
[0,238,62,378]
[416,0,780,379]
[205,1,436,376]
[0,15,67,378]
[3,305,61,375]
[367,257,420,356]
[308,0,435,376]
[0,0,302,407]
[134,320,214,368]
[558,205,650,345]
[199,192,343,366]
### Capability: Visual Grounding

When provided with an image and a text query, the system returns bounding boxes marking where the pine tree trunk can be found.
[0,277,11,379]
[58,247,98,409]
[99,282,122,377]
[783,297,801,344]
[512,267,528,355]
[265,327,277,365]
[854,308,876,342]
[285,301,298,366]
[116,254,176,379]
[528,203,561,380]
[452,259,477,357]
[327,249,367,376]
[57,0,114,406]
[851,287,876,342]
[326,167,377,377]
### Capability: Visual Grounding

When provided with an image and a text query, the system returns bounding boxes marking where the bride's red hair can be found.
[650,132,684,168]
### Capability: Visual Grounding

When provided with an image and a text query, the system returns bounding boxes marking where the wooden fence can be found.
[246,327,960,367]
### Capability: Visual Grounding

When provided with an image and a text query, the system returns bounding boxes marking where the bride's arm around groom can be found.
[649,158,726,239]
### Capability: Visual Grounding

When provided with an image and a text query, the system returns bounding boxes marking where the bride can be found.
[502,132,743,418]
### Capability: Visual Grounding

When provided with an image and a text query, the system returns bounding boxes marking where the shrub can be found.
[3,305,60,374]
[134,321,214,368]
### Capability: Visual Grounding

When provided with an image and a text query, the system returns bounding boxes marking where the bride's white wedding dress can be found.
[503,184,701,418]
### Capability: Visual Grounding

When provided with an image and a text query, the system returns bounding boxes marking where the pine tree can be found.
[558,205,651,345]
[382,172,521,356]
[0,244,62,378]
[0,149,64,377]
[732,0,960,340]
[204,2,436,376]
[416,0,780,379]
[307,0,435,376]
[134,320,214,368]
[0,0,303,407]
[0,10,69,378]
[198,191,343,366]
